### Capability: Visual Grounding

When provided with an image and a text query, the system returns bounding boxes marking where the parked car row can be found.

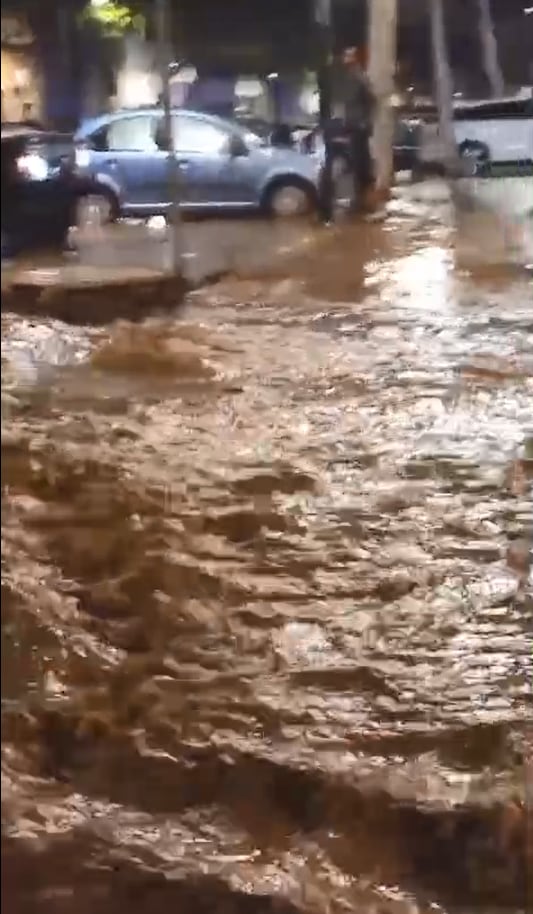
[3,90,531,256]
[72,106,425,224]
[0,112,325,258]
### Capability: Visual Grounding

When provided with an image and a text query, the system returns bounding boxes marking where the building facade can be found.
[1,10,43,122]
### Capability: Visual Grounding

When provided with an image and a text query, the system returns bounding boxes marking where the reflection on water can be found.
[2,189,531,914]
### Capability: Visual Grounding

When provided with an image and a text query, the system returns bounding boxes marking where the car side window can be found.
[172,116,228,155]
[107,115,158,152]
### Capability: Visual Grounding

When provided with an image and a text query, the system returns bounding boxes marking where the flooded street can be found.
[2,188,531,914]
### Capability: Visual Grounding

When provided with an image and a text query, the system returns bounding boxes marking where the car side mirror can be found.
[228,134,248,158]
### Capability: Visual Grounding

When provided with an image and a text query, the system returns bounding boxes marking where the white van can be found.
[418,89,533,172]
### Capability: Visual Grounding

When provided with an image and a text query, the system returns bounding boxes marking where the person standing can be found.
[335,46,376,211]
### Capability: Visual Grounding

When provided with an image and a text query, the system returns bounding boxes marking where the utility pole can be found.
[477,0,504,97]
[155,0,182,275]
[429,0,459,175]
[367,0,397,196]
[314,0,334,223]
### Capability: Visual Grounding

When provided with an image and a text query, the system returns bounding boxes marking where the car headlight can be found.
[75,147,91,169]
[16,153,49,181]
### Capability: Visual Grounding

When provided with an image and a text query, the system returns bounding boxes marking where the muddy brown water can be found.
[2,190,532,914]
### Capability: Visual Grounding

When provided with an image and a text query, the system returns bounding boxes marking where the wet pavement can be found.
[3,218,321,291]
[1,184,532,914]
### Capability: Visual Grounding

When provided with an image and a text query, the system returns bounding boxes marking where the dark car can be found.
[1,126,95,257]
[301,116,422,174]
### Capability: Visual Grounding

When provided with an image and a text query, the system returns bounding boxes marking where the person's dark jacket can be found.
[335,66,376,131]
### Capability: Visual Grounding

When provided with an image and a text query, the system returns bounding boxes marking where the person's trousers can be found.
[348,127,374,202]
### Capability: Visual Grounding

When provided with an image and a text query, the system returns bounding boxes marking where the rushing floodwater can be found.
[2,189,532,914]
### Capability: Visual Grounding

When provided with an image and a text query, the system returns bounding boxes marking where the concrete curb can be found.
[2,270,191,326]
[2,276,187,324]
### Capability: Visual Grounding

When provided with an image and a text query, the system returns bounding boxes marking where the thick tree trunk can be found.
[429,0,459,173]
[477,0,505,97]
[367,0,398,194]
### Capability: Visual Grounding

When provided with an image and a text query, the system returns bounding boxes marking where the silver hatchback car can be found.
[75,108,325,219]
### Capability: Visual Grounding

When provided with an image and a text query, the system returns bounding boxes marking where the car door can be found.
[172,114,257,207]
[95,113,165,211]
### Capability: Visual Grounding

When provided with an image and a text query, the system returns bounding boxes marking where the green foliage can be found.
[82,1,145,37]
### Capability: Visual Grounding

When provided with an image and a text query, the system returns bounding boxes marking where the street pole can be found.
[155,0,182,275]
[314,0,334,223]
[367,0,397,197]
[477,0,504,97]
[429,0,459,175]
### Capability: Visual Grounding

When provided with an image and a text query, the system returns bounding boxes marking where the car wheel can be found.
[459,140,490,177]
[265,181,314,218]
[76,191,117,229]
